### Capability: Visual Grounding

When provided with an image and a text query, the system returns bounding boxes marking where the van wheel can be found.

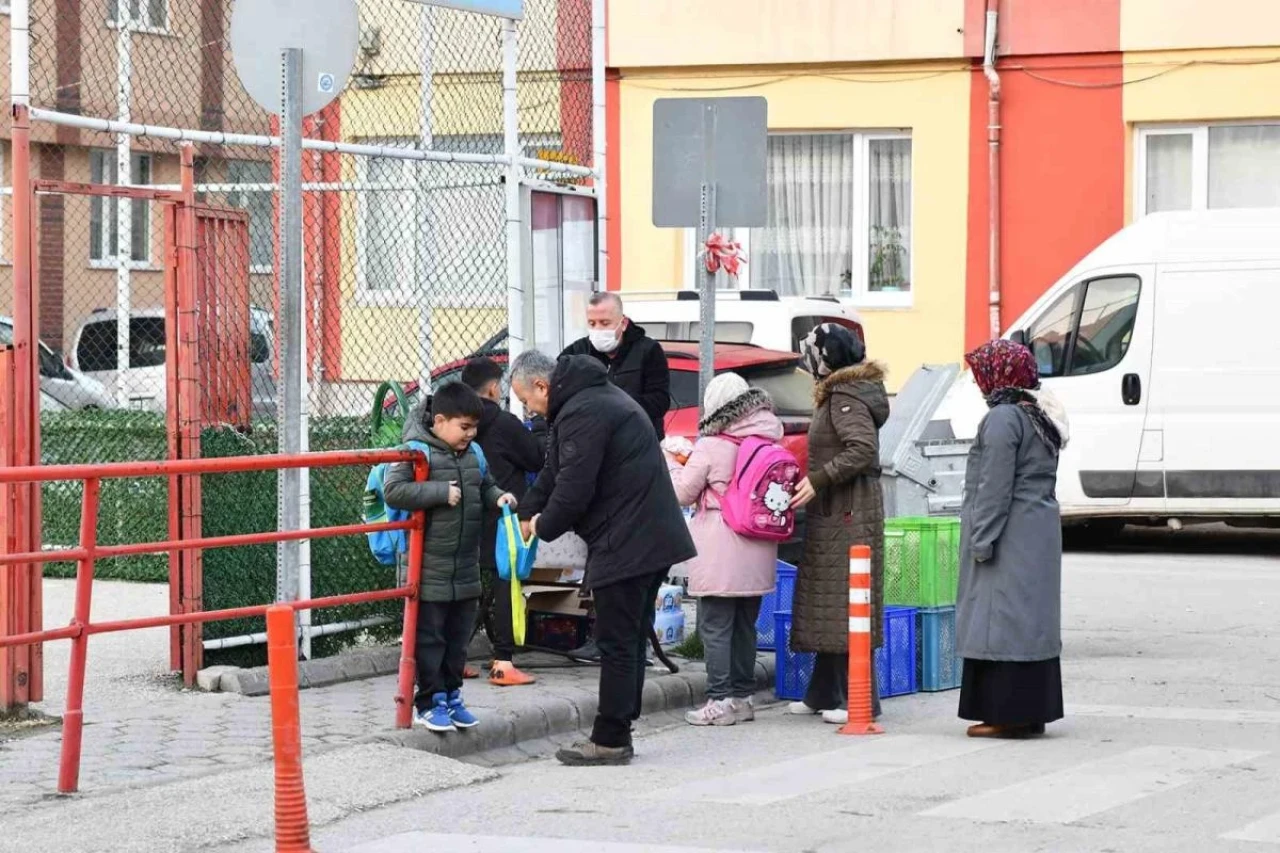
[1064,520,1125,548]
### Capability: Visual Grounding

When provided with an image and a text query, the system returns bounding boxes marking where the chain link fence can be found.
[6,0,596,664]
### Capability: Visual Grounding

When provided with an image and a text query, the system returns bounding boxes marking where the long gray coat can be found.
[955,404,1062,662]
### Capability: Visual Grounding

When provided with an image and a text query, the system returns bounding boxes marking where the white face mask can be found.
[589,328,621,354]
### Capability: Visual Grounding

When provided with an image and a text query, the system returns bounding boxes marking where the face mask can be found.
[590,328,621,354]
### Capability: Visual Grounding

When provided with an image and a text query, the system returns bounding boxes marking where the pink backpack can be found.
[718,436,802,542]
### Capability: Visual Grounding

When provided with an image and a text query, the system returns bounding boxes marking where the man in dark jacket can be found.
[461,357,546,686]
[561,292,670,440]
[510,350,696,766]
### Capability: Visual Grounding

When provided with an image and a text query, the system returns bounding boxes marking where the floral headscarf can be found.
[965,340,1064,455]
[801,323,865,378]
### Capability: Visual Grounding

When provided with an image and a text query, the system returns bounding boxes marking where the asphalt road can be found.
[222,526,1280,853]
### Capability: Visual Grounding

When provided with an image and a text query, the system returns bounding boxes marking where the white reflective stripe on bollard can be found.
[848,588,871,604]
[848,617,871,633]
[848,559,871,576]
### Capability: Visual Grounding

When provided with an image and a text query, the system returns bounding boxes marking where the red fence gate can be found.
[2,142,258,708]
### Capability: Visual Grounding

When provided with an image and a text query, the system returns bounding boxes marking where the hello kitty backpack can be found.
[718,436,802,542]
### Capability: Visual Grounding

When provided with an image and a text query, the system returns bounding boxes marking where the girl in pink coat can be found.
[665,372,782,727]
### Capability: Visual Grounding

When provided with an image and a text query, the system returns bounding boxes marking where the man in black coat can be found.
[511,350,695,766]
[461,357,546,686]
[561,291,671,440]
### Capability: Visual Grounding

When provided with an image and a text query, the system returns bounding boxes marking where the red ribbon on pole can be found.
[702,233,746,278]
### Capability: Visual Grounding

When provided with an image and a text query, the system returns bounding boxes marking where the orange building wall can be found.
[965,54,1125,349]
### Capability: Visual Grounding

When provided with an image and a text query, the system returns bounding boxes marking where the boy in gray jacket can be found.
[384,382,515,732]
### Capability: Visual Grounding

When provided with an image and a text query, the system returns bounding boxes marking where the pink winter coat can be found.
[668,407,783,598]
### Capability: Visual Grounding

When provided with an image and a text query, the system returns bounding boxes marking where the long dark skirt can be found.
[958,657,1063,725]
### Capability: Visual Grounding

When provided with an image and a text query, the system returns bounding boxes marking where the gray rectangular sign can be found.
[652,96,767,228]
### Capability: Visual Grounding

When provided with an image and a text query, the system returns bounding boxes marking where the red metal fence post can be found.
[394,454,429,728]
[0,347,23,712]
[57,477,101,793]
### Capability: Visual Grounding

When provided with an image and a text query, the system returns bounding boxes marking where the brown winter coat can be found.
[791,362,890,653]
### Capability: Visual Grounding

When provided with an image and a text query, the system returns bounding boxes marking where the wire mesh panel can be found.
[11,0,597,665]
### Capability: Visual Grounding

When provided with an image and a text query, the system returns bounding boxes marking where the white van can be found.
[622,290,864,354]
[939,209,1280,527]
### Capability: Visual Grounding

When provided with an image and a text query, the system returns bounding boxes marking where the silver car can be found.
[0,317,115,410]
[70,307,276,419]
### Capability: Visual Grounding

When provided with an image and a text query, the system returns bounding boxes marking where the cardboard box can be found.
[655,584,683,614]
[653,610,686,646]
[527,566,586,586]
[525,587,592,652]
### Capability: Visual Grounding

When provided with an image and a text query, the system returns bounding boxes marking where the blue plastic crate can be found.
[773,611,815,701]
[875,605,918,698]
[917,606,962,692]
[755,561,798,651]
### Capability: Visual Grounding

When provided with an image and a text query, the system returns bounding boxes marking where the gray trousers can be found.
[698,596,763,700]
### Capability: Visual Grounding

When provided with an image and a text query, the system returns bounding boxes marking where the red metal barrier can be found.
[0,447,428,794]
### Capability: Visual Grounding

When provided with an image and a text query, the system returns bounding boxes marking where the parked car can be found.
[623,289,865,353]
[70,306,276,418]
[0,316,114,410]
[935,207,1280,529]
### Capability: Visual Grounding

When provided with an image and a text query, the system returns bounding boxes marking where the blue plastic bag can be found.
[495,505,538,582]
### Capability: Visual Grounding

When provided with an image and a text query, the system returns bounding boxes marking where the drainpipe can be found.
[983,0,1002,340]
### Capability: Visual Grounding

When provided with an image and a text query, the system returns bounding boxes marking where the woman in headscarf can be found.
[787,324,890,725]
[956,339,1070,738]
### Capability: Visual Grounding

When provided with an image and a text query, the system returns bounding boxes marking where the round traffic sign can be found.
[230,0,359,116]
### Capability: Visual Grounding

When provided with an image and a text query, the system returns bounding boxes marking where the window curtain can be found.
[750,134,854,298]
[868,138,911,293]
[1209,125,1280,209]
[1145,134,1193,214]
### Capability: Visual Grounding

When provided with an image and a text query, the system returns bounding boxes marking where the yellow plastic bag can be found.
[499,508,535,646]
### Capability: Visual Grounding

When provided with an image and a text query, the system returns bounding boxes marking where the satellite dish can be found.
[230,0,360,116]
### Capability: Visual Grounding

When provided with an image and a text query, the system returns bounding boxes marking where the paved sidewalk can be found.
[0,579,740,808]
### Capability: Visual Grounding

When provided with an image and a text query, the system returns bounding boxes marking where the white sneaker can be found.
[730,697,755,723]
[786,701,820,716]
[686,699,737,727]
[822,709,849,725]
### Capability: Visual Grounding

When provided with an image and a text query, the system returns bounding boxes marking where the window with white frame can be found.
[1136,123,1280,217]
[355,134,563,304]
[683,132,912,306]
[225,159,274,273]
[89,149,152,265]
[107,0,168,31]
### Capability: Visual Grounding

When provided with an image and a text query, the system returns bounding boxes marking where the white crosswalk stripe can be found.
[342,834,768,853]
[1223,810,1280,845]
[663,734,1006,806]
[922,745,1264,825]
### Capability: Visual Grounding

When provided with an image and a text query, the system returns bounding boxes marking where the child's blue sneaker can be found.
[415,693,455,732]
[447,689,479,729]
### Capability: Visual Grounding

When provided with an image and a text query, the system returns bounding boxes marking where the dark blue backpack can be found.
[362,440,490,566]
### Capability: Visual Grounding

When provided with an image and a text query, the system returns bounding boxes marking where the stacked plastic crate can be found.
[884,517,963,691]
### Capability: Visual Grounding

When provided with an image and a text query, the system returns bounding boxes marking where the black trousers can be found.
[590,569,667,748]
[414,597,480,712]
[481,563,518,662]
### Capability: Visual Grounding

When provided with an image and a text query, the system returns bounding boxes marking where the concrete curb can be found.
[203,634,494,697]
[368,654,777,760]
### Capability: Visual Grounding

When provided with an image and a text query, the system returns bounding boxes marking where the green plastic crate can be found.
[883,517,960,607]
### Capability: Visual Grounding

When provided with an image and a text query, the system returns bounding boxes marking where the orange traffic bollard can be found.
[266,605,316,853]
[839,545,884,736]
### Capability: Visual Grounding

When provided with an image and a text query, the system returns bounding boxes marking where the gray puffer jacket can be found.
[383,404,504,602]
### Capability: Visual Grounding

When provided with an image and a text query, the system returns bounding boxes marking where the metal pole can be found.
[297,250,311,659]
[276,48,304,611]
[697,181,716,416]
[503,18,524,384]
[115,1,133,403]
[416,3,436,391]
[591,0,606,291]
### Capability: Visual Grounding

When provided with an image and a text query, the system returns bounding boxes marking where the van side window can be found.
[1026,276,1141,378]
[1027,288,1081,377]
[1068,276,1140,376]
